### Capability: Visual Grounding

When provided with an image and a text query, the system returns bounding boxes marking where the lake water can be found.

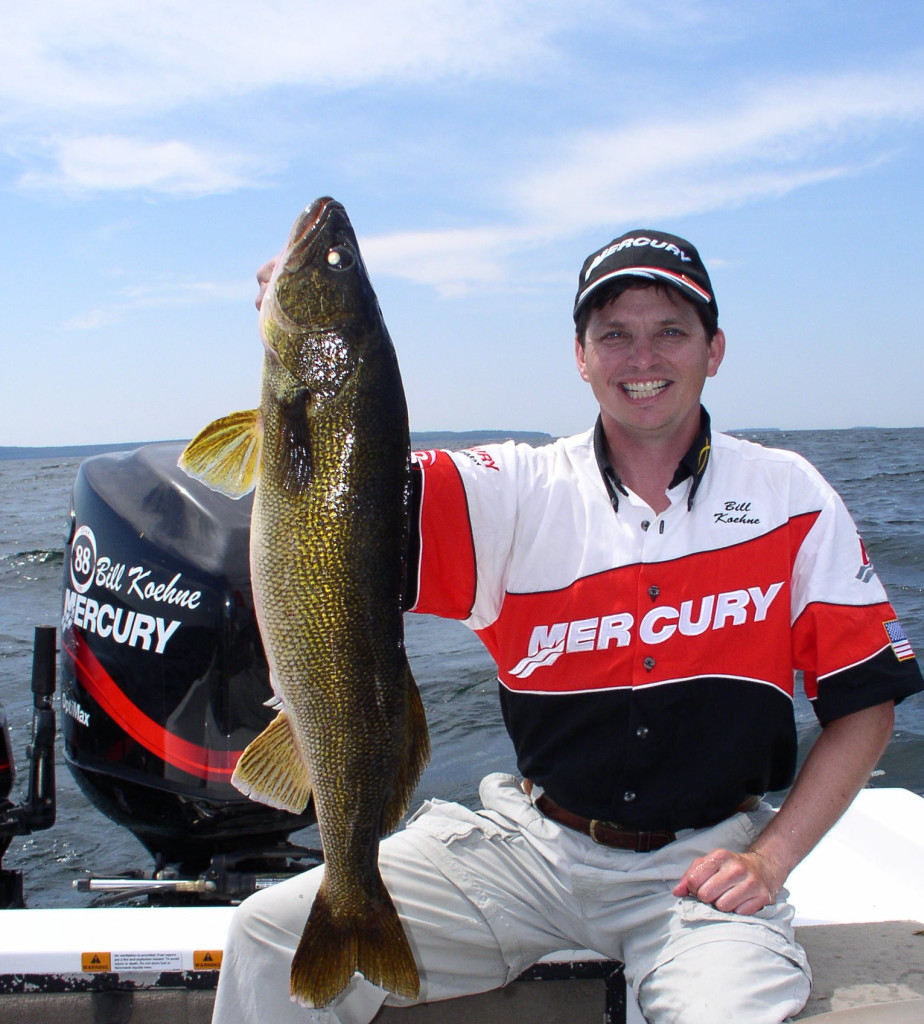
[1,427,922,907]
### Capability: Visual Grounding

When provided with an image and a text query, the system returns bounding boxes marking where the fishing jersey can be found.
[408,424,923,832]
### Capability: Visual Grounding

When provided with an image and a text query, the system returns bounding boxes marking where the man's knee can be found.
[637,939,810,1024]
[225,867,321,952]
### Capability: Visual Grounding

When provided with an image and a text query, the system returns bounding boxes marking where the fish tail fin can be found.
[382,662,431,835]
[231,710,312,813]
[178,409,263,497]
[290,877,419,1008]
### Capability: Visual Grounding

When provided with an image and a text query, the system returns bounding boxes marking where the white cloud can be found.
[0,1,566,115]
[65,277,252,330]
[360,226,520,297]
[6,7,924,293]
[362,64,924,293]
[0,1,574,197]
[17,134,263,196]
[511,66,924,234]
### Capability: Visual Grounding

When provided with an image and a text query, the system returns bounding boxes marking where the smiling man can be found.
[213,229,923,1024]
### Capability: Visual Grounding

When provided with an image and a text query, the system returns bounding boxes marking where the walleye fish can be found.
[179,198,429,1007]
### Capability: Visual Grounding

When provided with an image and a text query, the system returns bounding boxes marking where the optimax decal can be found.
[62,693,90,727]
[62,588,181,654]
[509,582,785,679]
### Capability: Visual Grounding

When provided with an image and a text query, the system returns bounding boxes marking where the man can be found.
[213,230,922,1024]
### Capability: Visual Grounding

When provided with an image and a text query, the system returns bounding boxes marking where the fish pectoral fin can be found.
[178,409,263,498]
[278,387,314,493]
[382,662,431,835]
[290,876,419,1008]
[231,711,312,813]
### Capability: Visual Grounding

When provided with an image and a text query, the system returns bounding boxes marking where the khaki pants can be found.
[212,774,811,1024]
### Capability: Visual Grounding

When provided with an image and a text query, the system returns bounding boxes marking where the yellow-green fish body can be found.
[180,198,429,1007]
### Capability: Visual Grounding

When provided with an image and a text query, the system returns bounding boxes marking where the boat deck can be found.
[1,923,922,1024]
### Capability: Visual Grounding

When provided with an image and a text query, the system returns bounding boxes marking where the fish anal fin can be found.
[232,711,312,813]
[178,410,263,497]
[382,662,431,836]
[290,877,419,1008]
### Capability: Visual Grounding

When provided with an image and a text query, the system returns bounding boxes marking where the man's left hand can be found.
[672,848,782,916]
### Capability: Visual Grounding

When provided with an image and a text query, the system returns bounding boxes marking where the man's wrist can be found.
[745,830,800,894]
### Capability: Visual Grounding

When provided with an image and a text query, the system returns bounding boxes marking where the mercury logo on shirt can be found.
[508,582,785,679]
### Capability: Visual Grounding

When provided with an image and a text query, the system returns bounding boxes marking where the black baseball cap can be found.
[573,229,717,322]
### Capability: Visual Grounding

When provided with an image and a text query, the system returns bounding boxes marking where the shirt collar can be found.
[593,407,712,513]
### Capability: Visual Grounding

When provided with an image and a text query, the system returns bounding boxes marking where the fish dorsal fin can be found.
[231,710,313,814]
[178,410,263,497]
[382,661,431,836]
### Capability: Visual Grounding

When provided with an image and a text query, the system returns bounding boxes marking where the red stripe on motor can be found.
[62,628,243,781]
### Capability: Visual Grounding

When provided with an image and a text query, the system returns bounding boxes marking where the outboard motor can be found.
[60,443,317,888]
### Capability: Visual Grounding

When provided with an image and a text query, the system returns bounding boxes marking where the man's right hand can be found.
[255,259,276,310]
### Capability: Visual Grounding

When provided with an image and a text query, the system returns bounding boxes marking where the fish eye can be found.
[326,245,355,271]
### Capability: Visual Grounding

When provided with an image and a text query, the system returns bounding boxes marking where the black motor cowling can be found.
[60,442,315,871]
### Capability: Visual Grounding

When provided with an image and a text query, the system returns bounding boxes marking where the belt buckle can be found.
[588,818,623,845]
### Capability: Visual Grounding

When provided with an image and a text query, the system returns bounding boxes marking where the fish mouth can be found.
[621,379,671,400]
[282,197,342,272]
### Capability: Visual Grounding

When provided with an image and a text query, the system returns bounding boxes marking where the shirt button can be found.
[643,657,656,671]
[641,520,650,531]
[648,585,660,599]
[636,726,649,738]
[623,791,636,803]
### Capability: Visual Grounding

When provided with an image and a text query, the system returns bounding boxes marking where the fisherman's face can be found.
[575,285,725,446]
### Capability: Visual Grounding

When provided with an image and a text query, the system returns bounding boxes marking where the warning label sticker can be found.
[111,951,184,972]
[82,952,112,972]
[193,950,223,971]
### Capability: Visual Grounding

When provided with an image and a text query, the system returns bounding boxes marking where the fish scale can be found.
[179,197,429,1007]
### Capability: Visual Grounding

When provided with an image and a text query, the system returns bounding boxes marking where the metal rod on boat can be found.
[26,625,57,830]
[0,626,58,840]
[73,877,218,893]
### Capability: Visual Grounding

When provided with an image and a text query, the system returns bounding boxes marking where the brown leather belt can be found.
[534,793,674,852]
[533,789,761,854]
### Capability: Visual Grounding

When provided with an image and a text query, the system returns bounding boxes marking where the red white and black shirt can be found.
[408,414,923,831]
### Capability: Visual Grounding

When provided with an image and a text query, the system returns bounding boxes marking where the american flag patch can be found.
[883,619,915,661]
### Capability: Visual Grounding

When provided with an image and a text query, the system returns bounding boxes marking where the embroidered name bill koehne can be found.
[714,501,760,525]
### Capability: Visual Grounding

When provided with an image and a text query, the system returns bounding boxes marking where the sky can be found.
[3,0,924,447]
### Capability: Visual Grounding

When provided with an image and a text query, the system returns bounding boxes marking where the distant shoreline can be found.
[0,430,558,462]
[2,425,912,462]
